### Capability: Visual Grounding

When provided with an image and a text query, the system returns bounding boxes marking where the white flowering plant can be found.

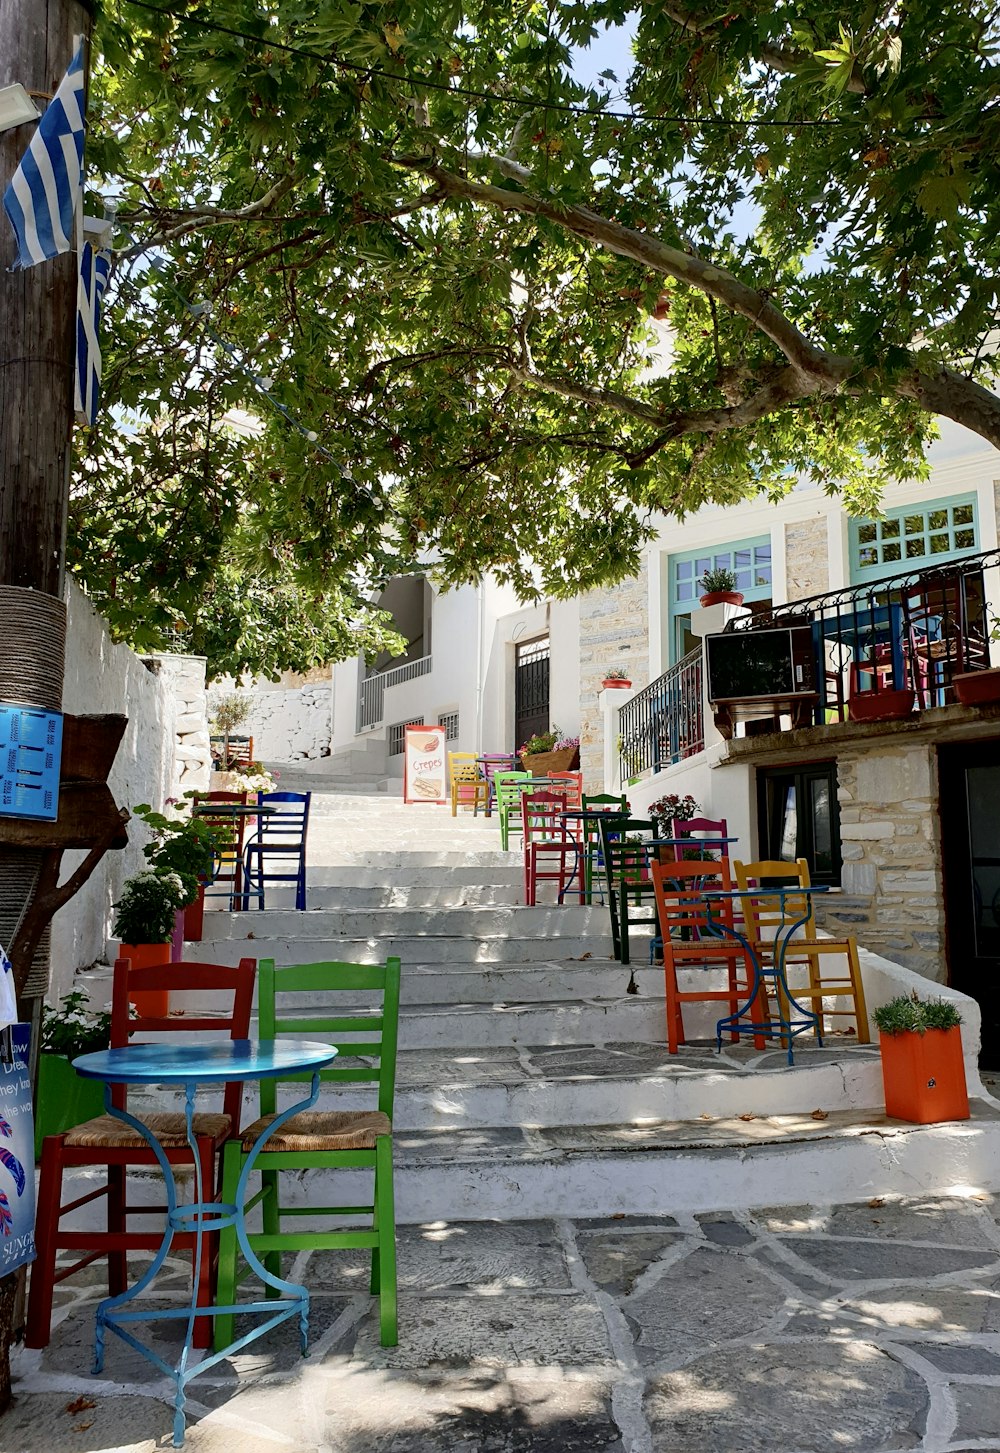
[224,761,278,796]
[113,870,189,945]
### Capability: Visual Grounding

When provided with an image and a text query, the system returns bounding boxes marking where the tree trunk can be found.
[0,0,94,1410]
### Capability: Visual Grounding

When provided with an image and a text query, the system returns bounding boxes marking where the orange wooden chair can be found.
[27,956,256,1352]
[521,788,578,905]
[650,859,762,1053]
[733,858,870,1041]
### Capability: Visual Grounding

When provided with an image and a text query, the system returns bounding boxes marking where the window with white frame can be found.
[850,493,978,582]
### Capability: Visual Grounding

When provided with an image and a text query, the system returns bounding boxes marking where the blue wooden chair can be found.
[241,791,310,910]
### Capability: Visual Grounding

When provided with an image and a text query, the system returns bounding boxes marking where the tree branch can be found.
[661,6,868,93]
[117,174,300,260]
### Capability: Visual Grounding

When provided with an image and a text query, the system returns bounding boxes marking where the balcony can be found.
[618,647,704,784]
[358,654,433,731]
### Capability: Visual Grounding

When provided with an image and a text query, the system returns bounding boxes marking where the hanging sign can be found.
[403,725,447,805]
[0,1024,36,1275]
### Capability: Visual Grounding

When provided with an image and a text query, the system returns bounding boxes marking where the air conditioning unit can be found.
[705,625,816,704]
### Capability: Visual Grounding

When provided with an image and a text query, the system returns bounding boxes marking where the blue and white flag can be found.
[74,241,111,425]
[2,36,86,270]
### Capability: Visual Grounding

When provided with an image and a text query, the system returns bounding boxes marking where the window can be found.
[388,717,423,755]
[757,762,841,886]
[668,538,773,663]
[850,494,978,582]
[439,711,460,741]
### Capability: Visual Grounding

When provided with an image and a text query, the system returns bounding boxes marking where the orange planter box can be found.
[118,942,171,1018]
[879,1026,969,1124]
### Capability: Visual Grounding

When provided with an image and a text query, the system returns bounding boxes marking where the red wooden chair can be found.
[521,788,578,905]
[26,956,256,1352]
[650,859,762,1054]
[547,771,583,810]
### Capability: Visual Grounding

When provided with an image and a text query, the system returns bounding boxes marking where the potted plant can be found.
[209,690,252,774]
[601,669,633,690]
[954,615,1000,706]
[698,567,744,608]
[35,991,113,1158]
[847,686,916,723]
[131,799,221,943]
[647,793,700,826]
[872,993,969,1124]
[519,728,581,777]
[112,870,189,1015]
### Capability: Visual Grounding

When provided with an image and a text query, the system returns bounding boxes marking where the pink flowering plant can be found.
[647,793,700,823]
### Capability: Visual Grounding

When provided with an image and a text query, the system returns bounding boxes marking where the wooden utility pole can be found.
[0,0,95,1413]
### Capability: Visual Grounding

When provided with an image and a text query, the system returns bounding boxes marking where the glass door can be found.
[940,742,1000,1066]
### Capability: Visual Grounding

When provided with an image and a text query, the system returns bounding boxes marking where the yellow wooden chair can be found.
[448,751,489,817]
[733,858,870,1041]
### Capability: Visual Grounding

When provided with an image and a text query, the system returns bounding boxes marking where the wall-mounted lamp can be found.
[0,84,40,134]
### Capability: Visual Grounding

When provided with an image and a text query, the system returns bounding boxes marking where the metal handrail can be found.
[618,647,704,782]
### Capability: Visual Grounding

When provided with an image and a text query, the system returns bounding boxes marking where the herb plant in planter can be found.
[35,992,112,1158]
[698,567,744,608]
[519,726,580,776]
[601,668,632,689]
[873,994,969,1124]
[112,870,189,1015]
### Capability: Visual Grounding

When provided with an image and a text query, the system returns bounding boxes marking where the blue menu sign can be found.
[0,1025,35,1274]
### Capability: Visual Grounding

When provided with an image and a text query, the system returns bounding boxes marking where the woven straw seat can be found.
[64,1111,232,1150]
[240,1109,390,1153]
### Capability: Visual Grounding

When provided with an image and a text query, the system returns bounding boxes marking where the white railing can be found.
[357,654,433,731]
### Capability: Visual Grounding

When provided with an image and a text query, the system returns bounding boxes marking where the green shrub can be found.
[872,994,962,1036]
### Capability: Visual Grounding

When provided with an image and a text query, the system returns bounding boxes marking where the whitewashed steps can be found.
[188,931,632,967]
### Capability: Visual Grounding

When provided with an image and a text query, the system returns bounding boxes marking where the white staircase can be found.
[74,793,1000,1225]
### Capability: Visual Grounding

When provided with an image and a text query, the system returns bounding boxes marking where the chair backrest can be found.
[651,858,736,936]
[448,751,481,786]
[668,815,729,861]
[253,790,310,843]
[495,771,534,812]
[733,857,815,941]
[598,816,660,887]
[110,956,256,1126]
[479,753,518,785]
[521,788,571,845]
[195,790,249,865]
[581,793,629,844]
[547,771,583,807]
[256,957,401,1120]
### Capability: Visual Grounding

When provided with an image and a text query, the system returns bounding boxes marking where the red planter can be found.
[699,591,744,608]
[879,1025,969,1124]
[602,679,632,690]
[847,688,915,724]
[953,669,1000,707]
[183,883,206,942]
[117,942,170,1017]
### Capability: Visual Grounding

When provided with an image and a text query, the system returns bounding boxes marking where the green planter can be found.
[34,1053,106,1161]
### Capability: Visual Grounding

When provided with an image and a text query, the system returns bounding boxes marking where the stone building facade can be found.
[578,559,649,791]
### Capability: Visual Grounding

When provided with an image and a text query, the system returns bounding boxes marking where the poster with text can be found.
[0,1024,35,1274]
[403,725,447,805]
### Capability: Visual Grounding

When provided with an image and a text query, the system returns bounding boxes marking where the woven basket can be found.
[520,746,580,777]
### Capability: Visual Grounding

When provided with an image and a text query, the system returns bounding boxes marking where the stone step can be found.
[62,1101,1000,1226]
[263,883,527,908]
[300,850,518,869]
[282,863,527,888]
[197,904,607,940]
[185,931,628,966]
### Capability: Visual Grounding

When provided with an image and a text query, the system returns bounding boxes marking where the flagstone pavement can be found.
[8,1191,1000,1452]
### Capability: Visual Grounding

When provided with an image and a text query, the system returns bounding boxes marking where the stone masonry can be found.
[784,517,829,602]
[579,560,649,792]
[145,653,212,800]
[815,741,946,981]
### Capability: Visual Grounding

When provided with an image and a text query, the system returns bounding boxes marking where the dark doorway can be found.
[939,741,1000,1067]
[757,761,841,885]
[514,637,550,746]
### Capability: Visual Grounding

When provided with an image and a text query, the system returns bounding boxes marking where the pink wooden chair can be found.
[668,816,730,861]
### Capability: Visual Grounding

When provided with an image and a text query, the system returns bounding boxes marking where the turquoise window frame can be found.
[667,536,773,665]
[849,492,979,584]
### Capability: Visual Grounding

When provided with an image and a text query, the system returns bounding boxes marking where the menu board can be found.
[403,725,447,805]
[0,1025,36,1275]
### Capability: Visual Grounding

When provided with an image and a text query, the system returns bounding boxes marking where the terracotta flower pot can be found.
[699,591,744,608]
[847,688,915,724]
[602,679,632,690]
[879,1025,969,1124]
[953,669,1000,707]
[182,882,206,942]
[118,941,171,1016]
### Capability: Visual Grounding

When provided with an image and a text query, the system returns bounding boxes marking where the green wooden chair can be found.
[598,816,669,965]
[580,793,629,904]
[494,770,534,851]
[214,956,401,1350]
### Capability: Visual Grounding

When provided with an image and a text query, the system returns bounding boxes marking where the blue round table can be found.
[72,1039,338,1447]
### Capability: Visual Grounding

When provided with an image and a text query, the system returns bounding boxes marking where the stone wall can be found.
[783,518,829,602]
[50,585,177,999]
[146,653,211,798]
[247,678,332,762]
[815,741,946,982]
[578,561,649,792]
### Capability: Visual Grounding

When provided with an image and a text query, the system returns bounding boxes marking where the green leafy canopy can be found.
[76,1,1000,674]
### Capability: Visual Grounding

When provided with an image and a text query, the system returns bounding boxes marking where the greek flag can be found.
[2,37,86,270]
[74,241,111,425]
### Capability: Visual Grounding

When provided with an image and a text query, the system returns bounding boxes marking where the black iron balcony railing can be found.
[729,545,1000,719]
[618,646,704,783]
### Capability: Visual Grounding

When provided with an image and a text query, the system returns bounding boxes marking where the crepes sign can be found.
[403,725,447,805]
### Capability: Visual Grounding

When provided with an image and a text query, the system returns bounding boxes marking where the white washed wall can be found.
[50,583,176,1001]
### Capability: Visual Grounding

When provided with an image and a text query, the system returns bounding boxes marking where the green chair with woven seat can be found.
[213,955,401,1350]
[494,770,534,851]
